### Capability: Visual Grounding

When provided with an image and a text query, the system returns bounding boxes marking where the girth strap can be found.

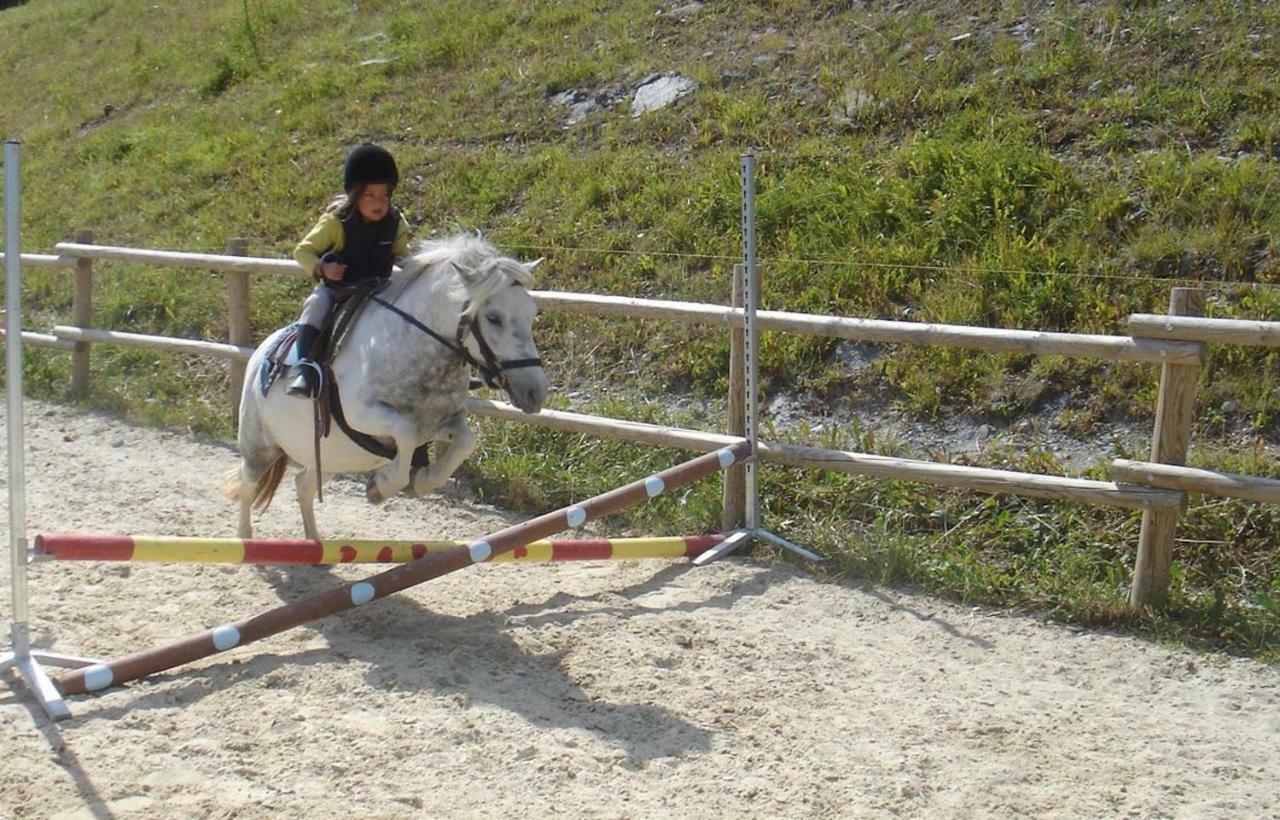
[325,368,397,461]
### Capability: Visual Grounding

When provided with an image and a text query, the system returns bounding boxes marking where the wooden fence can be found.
[3,236,1279,609]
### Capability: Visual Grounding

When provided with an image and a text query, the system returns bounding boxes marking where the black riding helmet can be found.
[343,143,399,192]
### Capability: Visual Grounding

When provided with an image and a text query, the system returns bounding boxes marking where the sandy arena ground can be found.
[1,399,1277,818]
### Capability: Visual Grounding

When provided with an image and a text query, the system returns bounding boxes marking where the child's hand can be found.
[320,260,347,282]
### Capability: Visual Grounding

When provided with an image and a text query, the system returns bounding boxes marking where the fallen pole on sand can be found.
[55,442,751,696]
[34,533,726,564]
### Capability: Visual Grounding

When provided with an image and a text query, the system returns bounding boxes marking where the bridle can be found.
[367,291,542,390]
[454,307,543,388]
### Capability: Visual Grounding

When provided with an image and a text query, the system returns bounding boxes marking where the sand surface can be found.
[2,399,1277,818]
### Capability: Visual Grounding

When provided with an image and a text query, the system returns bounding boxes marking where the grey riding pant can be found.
[298,285,335,328]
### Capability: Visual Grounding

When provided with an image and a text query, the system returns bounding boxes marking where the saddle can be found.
[260,283,375,404]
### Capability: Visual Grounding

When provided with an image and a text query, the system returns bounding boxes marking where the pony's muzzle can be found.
[506,368,548,414]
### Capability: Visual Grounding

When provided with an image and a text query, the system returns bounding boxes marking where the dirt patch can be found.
[2,399,1277,818]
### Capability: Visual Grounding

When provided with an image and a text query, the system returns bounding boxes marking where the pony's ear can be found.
[526,257,545,271]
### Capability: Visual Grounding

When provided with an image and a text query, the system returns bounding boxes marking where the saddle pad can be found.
[257,324,301,397]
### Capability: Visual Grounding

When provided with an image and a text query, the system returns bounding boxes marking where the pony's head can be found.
[402,233,548,413]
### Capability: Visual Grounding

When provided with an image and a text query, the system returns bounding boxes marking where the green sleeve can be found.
[293,213,344,275]
[392,213,413,262]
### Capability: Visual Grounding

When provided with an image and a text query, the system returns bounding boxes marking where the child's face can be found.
[356,183,391,222]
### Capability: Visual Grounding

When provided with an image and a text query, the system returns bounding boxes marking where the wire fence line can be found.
[13,239,1274,294]
[505,242,1280,294]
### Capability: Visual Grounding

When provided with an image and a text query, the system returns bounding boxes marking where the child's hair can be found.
[323,182,392,219]
[324,191,354,217]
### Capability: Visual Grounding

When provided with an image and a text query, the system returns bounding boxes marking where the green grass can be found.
[2,0,1278,657]
[468,411,1280,660]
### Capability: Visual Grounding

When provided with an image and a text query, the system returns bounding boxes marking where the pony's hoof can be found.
[365,475,386,504]
[410,466,439,497]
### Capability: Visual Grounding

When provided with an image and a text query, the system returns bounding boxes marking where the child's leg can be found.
[298,286,333,329]
[287,287,333,397]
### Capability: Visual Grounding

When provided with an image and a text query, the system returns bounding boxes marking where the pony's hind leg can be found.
[295,468,328,541]
[238,462,256,539]
[236,448,285,539]
[235,360,282,539]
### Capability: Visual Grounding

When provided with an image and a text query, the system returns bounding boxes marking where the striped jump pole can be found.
[34,533,726,565]
[56,441,751,696]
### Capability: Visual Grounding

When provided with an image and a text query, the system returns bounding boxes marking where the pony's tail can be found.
[223,467,242,502]
[224,455,288,512]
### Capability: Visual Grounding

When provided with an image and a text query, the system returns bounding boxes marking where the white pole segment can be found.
[0,140,97,722]
[4,140,29,625]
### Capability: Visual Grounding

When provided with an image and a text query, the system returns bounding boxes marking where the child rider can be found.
[287,143,412,397]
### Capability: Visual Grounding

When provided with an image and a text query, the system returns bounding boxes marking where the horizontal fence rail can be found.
[533,292,1205,365]
[28,244,1203,363]
[34,533,726,565]
[1112,459,1280,505]
[0,328,76,351]
[10,241,1198,365]
[1128,314,1280,348]
[0,251,76,269]
[51,325,253,361]
[53,242,305,276]
[468,399,1185,510]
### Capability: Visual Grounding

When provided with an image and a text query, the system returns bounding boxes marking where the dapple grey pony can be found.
[228,233,548,540]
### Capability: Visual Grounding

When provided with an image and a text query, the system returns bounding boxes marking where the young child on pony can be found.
[288,143,412,397]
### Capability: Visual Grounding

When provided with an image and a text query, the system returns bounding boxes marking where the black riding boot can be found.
[286,324,322,398]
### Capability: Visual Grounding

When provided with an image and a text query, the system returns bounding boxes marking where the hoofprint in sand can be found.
[2,399,1277,818]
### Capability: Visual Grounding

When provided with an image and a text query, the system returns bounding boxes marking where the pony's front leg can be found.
[412,415,476,496]
[346,400,419,504]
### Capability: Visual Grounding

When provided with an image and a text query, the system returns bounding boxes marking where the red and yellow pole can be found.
[34,533,725,565]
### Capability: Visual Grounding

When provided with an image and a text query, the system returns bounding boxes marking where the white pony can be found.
[229,233,549,540]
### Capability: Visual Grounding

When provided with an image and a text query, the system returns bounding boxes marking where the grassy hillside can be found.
[1,0,1277,656]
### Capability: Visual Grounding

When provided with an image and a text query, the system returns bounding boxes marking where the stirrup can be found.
[286,361,322,398]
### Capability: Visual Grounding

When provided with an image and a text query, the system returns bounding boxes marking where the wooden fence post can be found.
[722,264,747,531]
[225,237,250,424]
[70,228,93,396]
[1130,287,1205,608]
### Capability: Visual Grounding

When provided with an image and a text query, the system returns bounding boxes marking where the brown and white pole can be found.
[56,441,752,696]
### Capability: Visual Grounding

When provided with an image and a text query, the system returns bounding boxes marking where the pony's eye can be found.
[485,312,502,326]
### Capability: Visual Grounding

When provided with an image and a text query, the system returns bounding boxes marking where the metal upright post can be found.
[696,155,822,566]
[0,139,98,722]
[742,156,761,534]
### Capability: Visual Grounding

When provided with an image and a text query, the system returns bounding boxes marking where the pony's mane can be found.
[396,233,535,315]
